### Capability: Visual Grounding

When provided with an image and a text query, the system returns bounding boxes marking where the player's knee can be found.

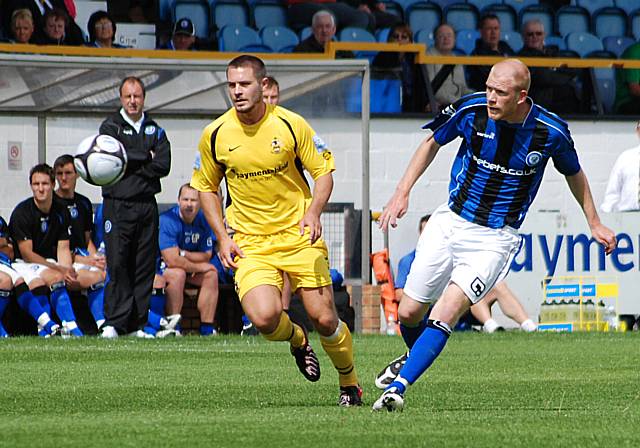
[0,273,12,289]
[252,313,280,334]
[398,303,424,324]
[47,270,65,285]
[28,278,45,290]
[164,268,186,284]
[310,312,339,335]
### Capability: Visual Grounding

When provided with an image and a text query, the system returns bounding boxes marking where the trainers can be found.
[162,314,181,331]
[374,352,408,390]
[372,386,404,412]
[241,320,259,336]
[127,330,155,338]
[155,328,178,338]
[290,334,321,382]
[338,385,363,407]
[100,325,118,339]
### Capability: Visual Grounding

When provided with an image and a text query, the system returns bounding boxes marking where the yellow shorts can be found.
[233,226,332,300]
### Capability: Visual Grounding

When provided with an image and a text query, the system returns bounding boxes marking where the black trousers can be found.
[103,197,158,334]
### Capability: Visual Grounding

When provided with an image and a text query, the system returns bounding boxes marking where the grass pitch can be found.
[1,332,638,448]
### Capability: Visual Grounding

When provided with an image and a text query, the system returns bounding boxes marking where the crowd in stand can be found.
[0,0,638,114]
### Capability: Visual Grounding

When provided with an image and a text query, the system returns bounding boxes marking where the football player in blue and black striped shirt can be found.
[373,59,617,412]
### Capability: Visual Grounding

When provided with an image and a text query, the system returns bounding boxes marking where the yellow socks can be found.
[263,312,306,348]
[320,320,358,387]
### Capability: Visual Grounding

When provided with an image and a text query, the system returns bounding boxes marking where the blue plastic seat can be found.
[260,26,299,52]
[338,27,376,42]
[631,10,640,40]
[502,30,523,52]
[565,31,604,57]
[576,0,615,15]
[455,28,479,55]
[556,6,591,37]
[299,26,312,41]
[593,67,616,113]
[414,28,433,47]
[406,2,442,35]
[468,0,500,11]
[238,43,273,52]
[544,35,566,50]
[520,5,554,36]
[173,0,211,38]
[159,0,174,21]
[382,0,405,21]
[510,0,538,15]
[592,7,628,39]
[376,27,391,43]
[481,4,517,32]
[428,0,459,10]
[213,1,249,32]
[615,0,639,15]
[603,35,635,57]
[219,24,260,51]
[253,1,287,31]
[444,3,479,32]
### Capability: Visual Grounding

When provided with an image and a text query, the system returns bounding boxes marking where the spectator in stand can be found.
[615,42,640,114]
[287,0,374,33]
[425,23,473,111]
[2,0,84,44]
[35,7,83,45]
[467,14,514,92]
[9,164,84,336]
[9,9,35,44]
[158,17,197,51]
[293,10,354,57]
[87,10,126,48]
[517,19,579,114]
[372,23,427,112]
[263,76,280,105]
[601,120,640,212]
[159,184,220,336]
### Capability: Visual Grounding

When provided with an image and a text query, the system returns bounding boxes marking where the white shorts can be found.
[72,262,100,272]
[0,262,22,285]
[404,204,522,305]
[12,259,56,285]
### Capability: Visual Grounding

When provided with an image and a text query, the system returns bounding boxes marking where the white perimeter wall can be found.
[1,115,637,323]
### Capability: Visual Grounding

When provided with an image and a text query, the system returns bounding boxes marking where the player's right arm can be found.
[378,136,441,231]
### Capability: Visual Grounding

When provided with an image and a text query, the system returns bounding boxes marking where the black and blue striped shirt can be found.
[423,93,580,229]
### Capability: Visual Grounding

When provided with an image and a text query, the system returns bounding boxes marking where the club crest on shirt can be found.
[40,217,48,233]
[144,125,156,135]
[68,205,78,219]
[313,134,327,153]
[271,137,282,154]
[525,151,543,167]
[105,220,112,234]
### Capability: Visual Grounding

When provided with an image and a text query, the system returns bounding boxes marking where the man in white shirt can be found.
[601,121,640,212]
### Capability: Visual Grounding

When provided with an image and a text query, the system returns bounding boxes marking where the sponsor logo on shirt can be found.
[231,161,289,180]
[472,155,537,176]
[145,125,156,135]
[123,129,133,135]
[476,131,495,140]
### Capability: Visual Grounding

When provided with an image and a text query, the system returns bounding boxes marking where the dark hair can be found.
[53,154,75,173]
[178,183,196,198]
[387,23,413,43]
[479,14,500,28]
[227,55,267,81]
[29,163,55,184]
[87,10,116,43]
[265,76,279,89]
[119,76,146,98]
[44,7,68,26]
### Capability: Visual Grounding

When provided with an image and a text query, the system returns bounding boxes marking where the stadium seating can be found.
[631,10,640,40]
[159,0,174,21]
[382,0,405,21]
[299,26,312,41]
[376,27,391,43]
[468,0,499,11]
[603,35,634,57]
[592,7,628,39]
[614,0,639,15]
[455,28,479,55]
[414,28,434,47]
[339,27,376,43]
[253,1,288,31]
[173,0,211,38]
[544,35,566,50]
[212,0,249,32]
[575,0,615,15]
[556,6,591,37]
[260,26,299,52]
[444,3,480,32]
[238,43,273,52]
[565,31,604,57]
[510,0,538,15]
[218,24,260,51]
[480,4,518,32]
[406,2,441,36]
[428,0,459,10]
[502,30,523,52]
[593,67,616,113]
[519,5,554,36]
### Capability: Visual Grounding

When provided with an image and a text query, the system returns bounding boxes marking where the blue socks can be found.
[388,319,452,394]
[87,282,105,328]
[0,292,9,337]
[50,284,83,336]
[200,323,216,335]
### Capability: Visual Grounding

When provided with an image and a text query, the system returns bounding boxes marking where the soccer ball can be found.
[74,134,127,187]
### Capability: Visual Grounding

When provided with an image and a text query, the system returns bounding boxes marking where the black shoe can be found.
[496,326,506,332]
[338,384,363,407]
[290,335,321,382]
[374,352,408,390]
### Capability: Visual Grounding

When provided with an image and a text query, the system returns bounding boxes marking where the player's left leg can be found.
[299,285,362,406]
[0,272,13,337]
[74,268,107,329]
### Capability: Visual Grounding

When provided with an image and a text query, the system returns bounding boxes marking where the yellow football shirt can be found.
[191,104,335,235]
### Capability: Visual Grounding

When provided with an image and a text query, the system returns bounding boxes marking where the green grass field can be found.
[1,332,638,447]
